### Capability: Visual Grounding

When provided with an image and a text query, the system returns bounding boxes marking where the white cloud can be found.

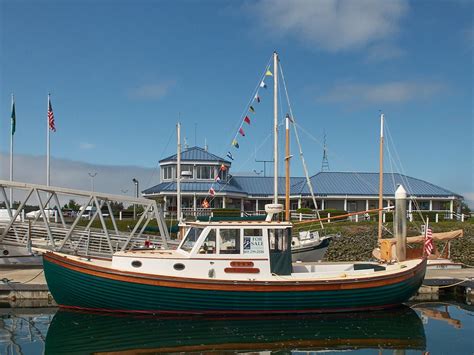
[249,0,408,52]
[128,80,177,100]
[463,192,474,209]
[365,43,406,62]
[319,81,445,104]
[0,153,159,200]
[79,142,95,150]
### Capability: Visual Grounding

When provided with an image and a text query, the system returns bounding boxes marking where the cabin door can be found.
[268,228,292,275]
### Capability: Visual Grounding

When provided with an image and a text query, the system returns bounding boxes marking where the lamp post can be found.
[88,172,97,192]
[132,178,139,220]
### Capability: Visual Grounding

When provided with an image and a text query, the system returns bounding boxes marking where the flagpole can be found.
[9,94,14,208]
[377,113,384,241]
[47,93,51,187]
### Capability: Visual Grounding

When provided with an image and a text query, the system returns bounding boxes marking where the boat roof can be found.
[186,220,292,227]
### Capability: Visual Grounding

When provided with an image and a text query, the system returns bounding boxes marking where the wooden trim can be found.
[44,252,426,292]
[230,261,255,267]
[224,267,260,274]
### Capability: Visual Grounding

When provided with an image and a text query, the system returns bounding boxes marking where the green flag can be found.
[11,100,16,136]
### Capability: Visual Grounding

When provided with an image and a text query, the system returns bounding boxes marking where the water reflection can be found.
[41,306,426,354]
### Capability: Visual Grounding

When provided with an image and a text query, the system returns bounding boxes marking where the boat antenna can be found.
[321,130,330,172]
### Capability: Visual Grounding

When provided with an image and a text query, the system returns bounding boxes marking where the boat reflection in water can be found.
[45,306,426,354]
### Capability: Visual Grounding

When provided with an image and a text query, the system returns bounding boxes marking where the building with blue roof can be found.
[143,146,463,217]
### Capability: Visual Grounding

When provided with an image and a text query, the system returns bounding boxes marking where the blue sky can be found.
[1,0,473,205]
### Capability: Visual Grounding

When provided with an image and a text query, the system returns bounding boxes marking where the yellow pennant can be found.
[265,69,273,76]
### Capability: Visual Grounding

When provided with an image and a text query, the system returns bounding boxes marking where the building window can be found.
[181,165,194,179]
[219,168,228,181]
[163,166,175,180]
[197,166,215,180]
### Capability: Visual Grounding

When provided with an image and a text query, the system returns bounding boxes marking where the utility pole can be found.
[132,178,139,220]
[88,172,97,192]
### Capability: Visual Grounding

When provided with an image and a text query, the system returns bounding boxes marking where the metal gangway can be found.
[0,180,172,258]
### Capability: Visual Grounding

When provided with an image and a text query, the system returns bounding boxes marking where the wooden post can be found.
[394,185,407,261]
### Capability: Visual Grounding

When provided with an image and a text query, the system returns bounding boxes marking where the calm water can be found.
[1,300,473,354]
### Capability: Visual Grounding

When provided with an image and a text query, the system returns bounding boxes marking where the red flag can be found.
[48,96,56,132]
[244,116,251,125]
[215,175,221,182]
[201,199,210,208]
[209,187,215,196]
[239,127,245,136]
[220,164,227,171]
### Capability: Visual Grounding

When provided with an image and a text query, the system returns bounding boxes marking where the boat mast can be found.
[377,113,384,241]
[273,51,279,204]
[177,122,182,223]
[285,115,291,221]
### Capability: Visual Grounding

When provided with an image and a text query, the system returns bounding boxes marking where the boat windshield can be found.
[180,227,203,253]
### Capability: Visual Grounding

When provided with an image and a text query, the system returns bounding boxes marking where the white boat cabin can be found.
[112,221,293,280]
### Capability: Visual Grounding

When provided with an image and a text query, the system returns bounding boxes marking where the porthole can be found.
[3,250,9,256]
[131,260,142,268]
[174,263,185,271]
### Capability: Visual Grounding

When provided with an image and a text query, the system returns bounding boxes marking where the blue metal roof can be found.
[293,172,460,198]
[159,146,231,164]
[143,172,461,198]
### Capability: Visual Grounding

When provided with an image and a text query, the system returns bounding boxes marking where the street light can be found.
[88,172,98,192]
[132,178,139,220]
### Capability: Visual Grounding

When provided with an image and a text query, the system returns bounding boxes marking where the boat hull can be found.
[43,252,426,314]
[291,238,330,262]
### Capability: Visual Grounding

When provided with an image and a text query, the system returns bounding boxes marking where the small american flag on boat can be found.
[424,227,433,256]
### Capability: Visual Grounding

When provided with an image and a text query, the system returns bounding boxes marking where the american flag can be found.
[48,97,56,132]
[424,227,433,256]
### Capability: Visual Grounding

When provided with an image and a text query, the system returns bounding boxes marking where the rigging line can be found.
[291,121,379,193]
[385,121,426,227]
[224,54,274,156]
[145,129,175,189]
[279,62,323,229]
[208,124,277,205]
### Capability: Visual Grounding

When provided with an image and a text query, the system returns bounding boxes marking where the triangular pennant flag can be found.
[260,81,267,89]
[11,99,16,136]
[226,151,234,160]
[232,139,239,148]
[286,113,294,122]
[265,69,273,76]
[239,127,245,136]
[209,187,215,197]
[244,116,251,125]
[220,164,227,171]
[215,175,221,182]
[249,106,255,113]
[201,199,210,208]
[254,94,261,103]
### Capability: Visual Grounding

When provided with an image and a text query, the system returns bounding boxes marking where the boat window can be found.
[243,229,264,255]
[219,229,241,254]
[180,227,203,252]
[199,229,217,254]
[268,228,288,252]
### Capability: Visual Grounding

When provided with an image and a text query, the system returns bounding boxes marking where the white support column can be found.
[298,198,302,209]
[343,198,347,211]
[193,194,197,215]
[256,199,259,212]
[429,199,433,211]
[222,197,226,209]
[449,200,454,219]
[321,199,325,210]
[408,199,413,222]
[240,199,244,217]
[366,199,369,211]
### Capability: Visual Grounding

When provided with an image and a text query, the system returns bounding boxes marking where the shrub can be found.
[212,208,241,217]
[295,208,314,214]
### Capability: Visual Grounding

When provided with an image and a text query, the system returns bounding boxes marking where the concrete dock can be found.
[1,265,473,308]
